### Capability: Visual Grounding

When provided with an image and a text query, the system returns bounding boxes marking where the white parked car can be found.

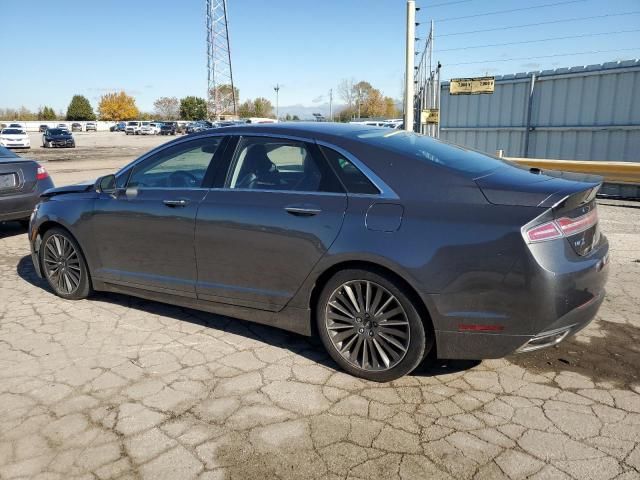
[57,123,69,130]
[0,128,31,149]
[125,121,142,135]
[140,122,161,135]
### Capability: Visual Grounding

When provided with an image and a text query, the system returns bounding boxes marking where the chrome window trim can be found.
[315,140,399,200]
[207,187,346,197]
[114,130,398,200]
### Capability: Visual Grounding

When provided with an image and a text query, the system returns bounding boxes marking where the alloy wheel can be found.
[43,234,82,295]
[325,280,410,371]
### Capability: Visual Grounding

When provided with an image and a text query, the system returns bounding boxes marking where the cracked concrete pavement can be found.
[1,191,639,479]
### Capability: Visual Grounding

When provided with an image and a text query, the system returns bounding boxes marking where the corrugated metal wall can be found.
[440,60,640,161]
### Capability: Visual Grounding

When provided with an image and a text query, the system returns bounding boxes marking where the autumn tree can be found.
[153,96,179,120]
[384,97,400,118]
[66,95,96,121]
[208,84,239,115]
[98,91,139,121]
[179,96,207,120]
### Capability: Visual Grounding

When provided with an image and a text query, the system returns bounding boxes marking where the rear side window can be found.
[320,146,380,195]
[355,129,508,175]
[227,137,343,193]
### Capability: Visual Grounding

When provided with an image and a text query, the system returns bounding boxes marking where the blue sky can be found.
[2,0,639,114]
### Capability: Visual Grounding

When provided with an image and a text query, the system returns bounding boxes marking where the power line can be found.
[439,11,640,37]
[446,47,640,67]
[436,0,586,22]
[427,0,472,8]
[439,29,640,52]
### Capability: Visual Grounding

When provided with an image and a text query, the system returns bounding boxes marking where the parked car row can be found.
[37,122,97,133]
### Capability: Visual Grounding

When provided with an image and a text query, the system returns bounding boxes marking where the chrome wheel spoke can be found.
[343,285,361,314]
[326,279,410,372]
[44,234,81,295]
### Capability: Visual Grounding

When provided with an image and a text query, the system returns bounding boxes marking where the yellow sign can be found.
[421,109,439,124]
[450,76,495,95]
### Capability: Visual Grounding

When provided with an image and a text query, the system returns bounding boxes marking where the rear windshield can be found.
[355,129,508,175]
[2,129,24,135]
[0,146,18,158]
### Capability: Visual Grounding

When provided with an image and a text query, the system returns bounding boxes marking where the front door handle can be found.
[163,199,190,208]
[285,206,322,216]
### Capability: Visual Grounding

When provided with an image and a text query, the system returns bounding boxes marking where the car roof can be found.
[191,122,382,143]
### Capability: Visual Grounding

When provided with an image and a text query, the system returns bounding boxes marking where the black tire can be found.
[39,227,91,300]
[316,268,429,382]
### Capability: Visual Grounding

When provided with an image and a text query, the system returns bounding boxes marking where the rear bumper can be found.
[431,234,609,360]
[0,188,47,221]
[434,288,605,359]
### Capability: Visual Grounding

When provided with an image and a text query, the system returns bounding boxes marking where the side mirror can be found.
[96,174,116,194]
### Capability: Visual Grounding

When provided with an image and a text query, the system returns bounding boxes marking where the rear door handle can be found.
[285,206,322,216]
[163,199,190,208]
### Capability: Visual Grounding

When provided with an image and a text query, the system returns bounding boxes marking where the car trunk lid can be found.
[475,164,603,256]
[0,160,38,195]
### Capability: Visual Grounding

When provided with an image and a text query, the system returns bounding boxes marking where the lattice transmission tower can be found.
[206,0,236,119]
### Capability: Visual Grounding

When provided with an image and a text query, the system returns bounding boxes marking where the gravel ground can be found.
[0,134,639,479]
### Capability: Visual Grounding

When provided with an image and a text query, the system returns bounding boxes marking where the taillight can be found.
[525,208,598,243]
[36,164,49,180]
[556,209,598,236]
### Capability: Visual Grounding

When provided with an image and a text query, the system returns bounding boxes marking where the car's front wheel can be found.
[316,268,429,382]
[40,228,91,300]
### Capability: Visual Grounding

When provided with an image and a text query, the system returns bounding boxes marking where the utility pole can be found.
[273,84,280,119]
[329,88,333,122]
[404,0,415,132]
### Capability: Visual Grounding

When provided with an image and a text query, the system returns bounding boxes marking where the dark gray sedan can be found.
[0,146,54,224]
[28,123,608,381]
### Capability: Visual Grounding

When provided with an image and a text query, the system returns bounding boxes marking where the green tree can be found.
[38,106,57,120]
[252,97,274,118]
[292,115,300,121]
[284,113,292,121]
[66,95,96,121]
[238,100,254,118]
[180,96,207,120]
[98,91,139,120]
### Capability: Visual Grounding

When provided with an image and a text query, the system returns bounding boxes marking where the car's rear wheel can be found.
[316,268,429,382]
[40,228,91,300]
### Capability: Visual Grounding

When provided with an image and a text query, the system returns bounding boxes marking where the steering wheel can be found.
[168,170,198,188]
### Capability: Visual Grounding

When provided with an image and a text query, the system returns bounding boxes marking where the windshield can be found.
[1,129,24,135]
[355,129,509,175]
[48,129,66,135]
[127,122,138,126]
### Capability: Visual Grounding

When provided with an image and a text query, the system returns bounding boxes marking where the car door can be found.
[195,135,348,310]
[91,136,226,297]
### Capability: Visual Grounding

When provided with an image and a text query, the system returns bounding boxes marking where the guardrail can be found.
[497,153,640,186]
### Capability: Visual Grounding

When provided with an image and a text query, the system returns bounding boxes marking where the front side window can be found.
[320,146,380,195]
[227,137,342,193]
[128,137,222,189]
